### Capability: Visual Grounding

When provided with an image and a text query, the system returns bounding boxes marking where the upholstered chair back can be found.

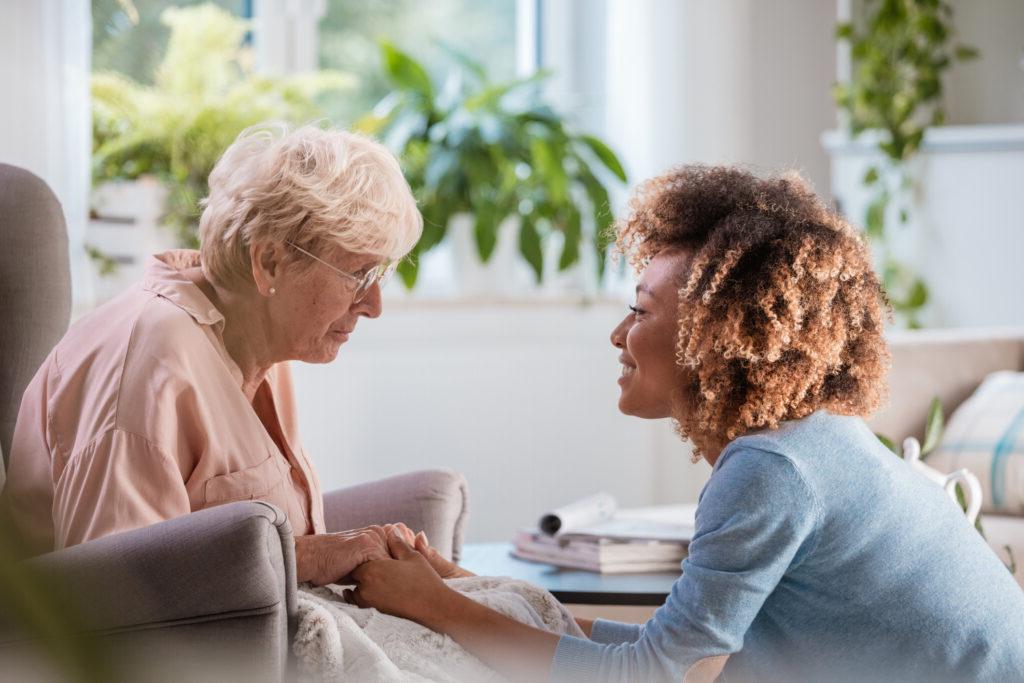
[0,164,71,476]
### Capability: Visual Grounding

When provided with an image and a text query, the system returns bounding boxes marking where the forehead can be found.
[318,243,385,272]
[639,248,691,293]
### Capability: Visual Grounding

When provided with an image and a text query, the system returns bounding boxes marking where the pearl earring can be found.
[268,287,276,296]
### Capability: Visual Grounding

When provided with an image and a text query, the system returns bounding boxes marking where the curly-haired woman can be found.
[345,166,1024,682]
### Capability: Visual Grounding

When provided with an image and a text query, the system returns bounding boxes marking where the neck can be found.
[692,434,725,467]
[193,269,276,401]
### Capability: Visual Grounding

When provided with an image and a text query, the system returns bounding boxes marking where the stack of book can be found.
[512,494,696,574]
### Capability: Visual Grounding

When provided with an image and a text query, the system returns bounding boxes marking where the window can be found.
[92,0,249,85]
[317,0,517,125]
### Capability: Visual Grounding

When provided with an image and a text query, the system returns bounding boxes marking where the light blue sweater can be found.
[551,411,1024,682]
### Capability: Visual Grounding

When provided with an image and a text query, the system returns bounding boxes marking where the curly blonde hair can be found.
[616,165,891,459]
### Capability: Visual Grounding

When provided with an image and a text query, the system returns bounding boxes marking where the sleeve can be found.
[590,620,643,645]
[549,448,820,682]
[52,428,192,549]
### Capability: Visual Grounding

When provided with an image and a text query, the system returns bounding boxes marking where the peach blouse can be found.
[6,250,325,556]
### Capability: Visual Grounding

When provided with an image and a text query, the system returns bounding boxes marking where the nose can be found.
[610,313,631,349]
[354,281,383,319]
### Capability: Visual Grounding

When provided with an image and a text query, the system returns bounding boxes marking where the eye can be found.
[628,304,646,316]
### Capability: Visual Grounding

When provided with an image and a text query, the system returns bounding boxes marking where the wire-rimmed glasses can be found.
[285,241,395,301]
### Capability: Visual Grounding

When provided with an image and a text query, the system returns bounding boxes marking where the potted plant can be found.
[90,3,353,260]
[832,0,978,327]
[357,42,628,291]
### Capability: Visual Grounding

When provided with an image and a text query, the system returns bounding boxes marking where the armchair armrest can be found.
[322,469,469,561]
[1,502,296,680]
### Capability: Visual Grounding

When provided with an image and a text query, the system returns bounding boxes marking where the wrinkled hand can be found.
[295,523,415,586]
[346,528,459,625]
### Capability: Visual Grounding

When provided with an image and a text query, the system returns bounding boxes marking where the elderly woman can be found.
[347,166,1024,682]
[4,124,456,585]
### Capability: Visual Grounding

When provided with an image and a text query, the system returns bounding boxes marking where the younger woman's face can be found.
[610,249,690,419]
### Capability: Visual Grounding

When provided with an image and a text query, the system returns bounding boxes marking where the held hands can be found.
[294,523,473,587]
[346,528,460,625]
[295,524,408,586]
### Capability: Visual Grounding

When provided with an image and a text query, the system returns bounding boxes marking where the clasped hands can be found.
[294,524,471,624]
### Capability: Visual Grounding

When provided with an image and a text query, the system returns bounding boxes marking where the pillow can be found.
[927,371,1024,516]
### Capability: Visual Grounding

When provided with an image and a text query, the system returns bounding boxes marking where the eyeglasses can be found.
[285,241,395,301]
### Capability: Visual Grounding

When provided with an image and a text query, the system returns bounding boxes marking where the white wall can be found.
[945,0,1024,125]
[292,299,712,543]
[602,0,837,196]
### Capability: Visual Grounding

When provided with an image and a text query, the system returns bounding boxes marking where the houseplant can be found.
[91,3,353,251]
[357,42,628,288]
[833,0,978,327]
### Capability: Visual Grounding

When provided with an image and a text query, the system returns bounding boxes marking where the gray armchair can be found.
[0,163,469,681]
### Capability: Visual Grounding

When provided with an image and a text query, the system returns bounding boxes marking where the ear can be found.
[250,241,283,297]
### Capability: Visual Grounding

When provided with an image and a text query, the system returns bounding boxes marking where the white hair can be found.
[199,122,422,286]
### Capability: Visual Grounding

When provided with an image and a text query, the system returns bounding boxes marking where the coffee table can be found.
[459,542,681,606]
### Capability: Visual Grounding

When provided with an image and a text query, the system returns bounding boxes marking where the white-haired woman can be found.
[5,124,448,584]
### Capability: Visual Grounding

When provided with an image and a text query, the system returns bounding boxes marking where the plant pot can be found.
[87,177,176,304]
[407,213,593,300]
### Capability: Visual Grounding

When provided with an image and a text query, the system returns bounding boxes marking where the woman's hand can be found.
[294,523,414,586]
[411,532,476,579]
[347,528,461,626]
[350,529,561,682]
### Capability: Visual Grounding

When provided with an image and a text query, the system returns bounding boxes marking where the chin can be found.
[300,343,342,364]
[618,392,671,419]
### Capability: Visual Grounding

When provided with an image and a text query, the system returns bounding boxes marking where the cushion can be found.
[927,371,1024,516]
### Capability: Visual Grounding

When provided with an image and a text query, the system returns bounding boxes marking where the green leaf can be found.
[862,166,879,185]
[380,41,433,100]
[835,22,854,40]
[558,207,582,271]
[865,194,887,238]
[954,44,980,61]
[953,484,986,535]
[417,209,449,252]
[474,203,499,262]
[530,138,568,203]
[397,252,420,289]
[875,433,900,456]
[921,396,945,455]
[906,278,928,308]
[577,135,627,182]
[581,168,614,278]
[518,215,544,282]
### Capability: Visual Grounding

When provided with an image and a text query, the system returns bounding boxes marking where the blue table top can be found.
[459,542,681,606]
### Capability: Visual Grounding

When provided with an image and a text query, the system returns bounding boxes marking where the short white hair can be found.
[199,123,422,286]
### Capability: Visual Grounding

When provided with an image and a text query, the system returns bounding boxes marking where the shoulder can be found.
[700,445,821,532]
[709,446,814,502]
[128,293,215,358]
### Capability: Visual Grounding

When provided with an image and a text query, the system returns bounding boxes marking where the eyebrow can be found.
[635,283,655,298]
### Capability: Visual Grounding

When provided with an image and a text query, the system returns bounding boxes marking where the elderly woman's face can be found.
[610,249,690,419]
[271,244,385,364]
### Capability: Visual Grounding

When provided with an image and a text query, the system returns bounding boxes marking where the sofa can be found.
[873,327,1024,588]
[0,163,469,681]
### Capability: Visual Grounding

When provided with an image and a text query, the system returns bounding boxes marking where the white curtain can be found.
[0,0,93,311]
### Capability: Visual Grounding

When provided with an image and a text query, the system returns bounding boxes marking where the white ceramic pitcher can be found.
[902,437,982,525]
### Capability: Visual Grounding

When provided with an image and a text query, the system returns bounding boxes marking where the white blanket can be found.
[294,576,585,682]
